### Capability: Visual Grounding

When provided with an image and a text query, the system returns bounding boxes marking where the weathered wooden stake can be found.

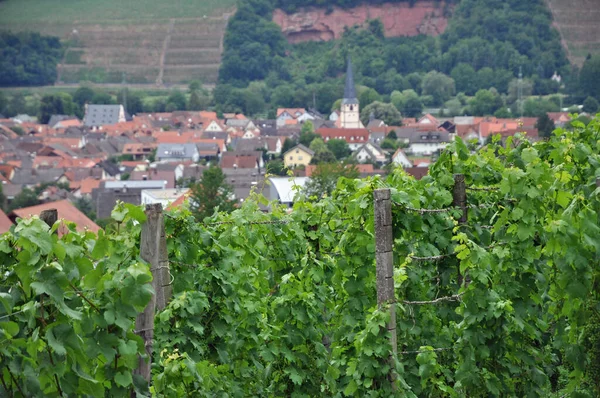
[134,204,171,386]
[452,174,468,285]
[452,174,467,224]
[40,209,58,229]
[374,188,397,386]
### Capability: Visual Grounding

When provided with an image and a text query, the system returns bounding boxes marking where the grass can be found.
[0,0,236,26]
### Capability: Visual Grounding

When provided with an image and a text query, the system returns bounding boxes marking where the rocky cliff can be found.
[273,2,451,43]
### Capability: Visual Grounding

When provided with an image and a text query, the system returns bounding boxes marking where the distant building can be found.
[141,188,189,208]
[84,104,126,128]
[156,143,200,163]
[340,58,364,129]
[268,177,309,207]
[283,144,314,169]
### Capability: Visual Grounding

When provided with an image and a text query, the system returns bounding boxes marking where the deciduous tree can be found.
[190,165,237,220]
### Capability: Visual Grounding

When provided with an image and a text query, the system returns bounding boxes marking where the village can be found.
[0,62,574,232]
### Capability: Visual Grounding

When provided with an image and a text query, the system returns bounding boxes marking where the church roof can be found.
[342,58,358,105]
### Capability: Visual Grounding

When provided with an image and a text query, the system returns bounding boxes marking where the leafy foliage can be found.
[0,31,63,86]
[0,205,153,396]
[6,115,600,396]
[189,165,237,221]
[216,0,570,115]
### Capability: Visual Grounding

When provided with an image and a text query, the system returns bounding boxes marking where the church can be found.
[339,58,365,129]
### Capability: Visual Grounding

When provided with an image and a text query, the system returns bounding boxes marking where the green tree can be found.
[190,165,237,220]
[450,63,477,95]
[387,130,397,140]
[8,187,39,212]
[469,89,503,116]
[494,107,512,118]
[0,91,7,115]
[266,159,288,176]
[535,113,555,138]
[91,91,114,104]
[74,196,96,221]
[444,98,463,117]
[166,90,187,111]
[282,138,296,154]
[583,96,599,114]
[360,101,401,126]
[358,88,381,108]
[303,163,359,199]
[380,138,398,150]
[38,94,75,124]
[73,86,96,107]
[7,92,26,116]
[421,71,455,106]
[391,89,423,118]
[579,55,600,99]
[117,89,144,115]
[188,90,204,111]
[326,138,351,160]
[299,121,319,147]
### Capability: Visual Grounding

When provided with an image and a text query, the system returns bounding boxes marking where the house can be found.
[283,144,314,169]
[276,108,308,127]
[156,143,199,163]
[10,199,100,234]
[92,180,167,219]
[222,168,265,203]
[141,188,189,208]
[547,112,571,127]
[71,177,102,198]
[408,131,450,155]
[196,142,221,161]
[221,151,264,170]
[268,176,309,207]
[84,104,126,128]
[131,163,183,189]
[353,143,387,166]
[417,114,440,126]
[391,148,413,168]
[204,120,225,133]
[316,128,370,150]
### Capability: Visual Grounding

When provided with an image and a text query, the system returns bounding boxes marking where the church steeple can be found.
[343,57,358,105]
[340,57,363,129]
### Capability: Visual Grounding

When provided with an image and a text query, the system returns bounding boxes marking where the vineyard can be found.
[1,117,600,396]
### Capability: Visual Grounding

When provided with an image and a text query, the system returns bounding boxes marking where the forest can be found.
[1,118,600,396]
[215,0,583,116]
[0,31,63,87]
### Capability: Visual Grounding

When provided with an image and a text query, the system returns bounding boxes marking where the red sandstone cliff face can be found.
[273,2,451,43]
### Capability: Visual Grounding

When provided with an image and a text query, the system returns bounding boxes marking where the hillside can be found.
[545,0,600,66]
[273,1,453,43]
[0,0,236,85]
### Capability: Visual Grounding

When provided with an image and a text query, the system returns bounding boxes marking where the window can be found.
[289,156,293,160]
[296,150,299,153]
[298,156,303,160]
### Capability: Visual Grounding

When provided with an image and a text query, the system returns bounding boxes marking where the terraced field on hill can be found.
[0,0,235,85]
[546,0,600,66]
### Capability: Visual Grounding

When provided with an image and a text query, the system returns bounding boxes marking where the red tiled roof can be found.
[221,152,260,169]
[0,208,13,234]
[316,128,370,144]
[11,199,100,234]
[277,108,306,117]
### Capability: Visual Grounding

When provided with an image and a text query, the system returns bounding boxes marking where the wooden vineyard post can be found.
[134,204,171,386]
[40,209,58,229]
[374,188,397,386]
[452,174,468,285]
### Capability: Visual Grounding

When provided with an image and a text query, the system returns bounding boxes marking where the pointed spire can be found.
[343,57,358,105]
